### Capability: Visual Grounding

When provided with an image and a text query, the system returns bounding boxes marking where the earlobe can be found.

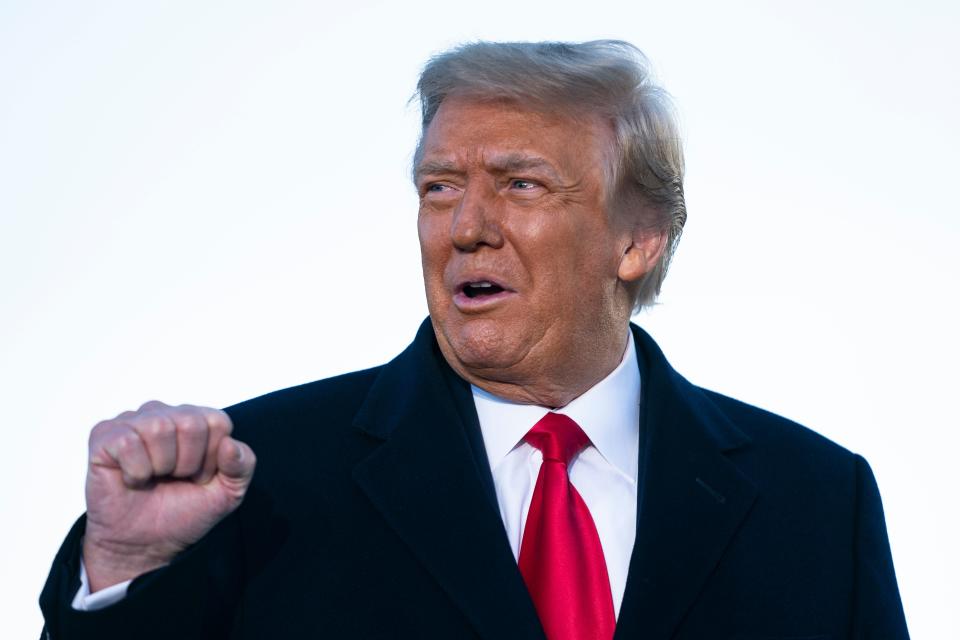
[617,231,666,283]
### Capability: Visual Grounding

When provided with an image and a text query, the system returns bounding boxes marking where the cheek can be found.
[535,225,621,303]
[418,214,450,296]
[519,213,608,278]
[417,214,442,264]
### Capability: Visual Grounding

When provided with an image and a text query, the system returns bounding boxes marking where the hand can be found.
[82,400,256,592]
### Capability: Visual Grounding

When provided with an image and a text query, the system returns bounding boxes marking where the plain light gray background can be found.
[1,1,957,637]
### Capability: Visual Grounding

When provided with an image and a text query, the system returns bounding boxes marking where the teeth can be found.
[472,282,493,288]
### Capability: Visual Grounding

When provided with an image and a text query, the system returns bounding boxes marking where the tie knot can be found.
[524,413,590,464]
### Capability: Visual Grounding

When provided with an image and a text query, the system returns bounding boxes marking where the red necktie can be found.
[518,413,616,640]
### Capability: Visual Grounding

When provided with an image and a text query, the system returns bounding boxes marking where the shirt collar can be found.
[471,330,641,482]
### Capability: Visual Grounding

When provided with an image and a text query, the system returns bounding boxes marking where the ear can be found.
[618,229,667,283]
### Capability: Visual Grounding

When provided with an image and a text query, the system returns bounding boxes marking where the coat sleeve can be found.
[851,454,910,639]
[38,512,243,640]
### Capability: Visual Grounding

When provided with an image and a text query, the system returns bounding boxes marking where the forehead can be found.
[416,95,613,176]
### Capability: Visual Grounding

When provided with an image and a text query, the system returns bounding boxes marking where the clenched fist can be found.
[82,400,256,592]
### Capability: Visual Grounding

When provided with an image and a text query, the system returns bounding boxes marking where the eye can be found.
[422,183,453,196]
[420,182,460,201]
[510,179,538,190]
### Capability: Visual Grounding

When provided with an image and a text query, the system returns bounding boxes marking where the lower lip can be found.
[453,290,516,311]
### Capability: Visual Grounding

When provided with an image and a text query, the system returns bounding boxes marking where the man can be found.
[40,40,909,639]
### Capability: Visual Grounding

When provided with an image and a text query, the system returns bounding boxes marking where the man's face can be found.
[416,96,640,405]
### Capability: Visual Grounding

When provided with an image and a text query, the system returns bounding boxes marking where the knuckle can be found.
[206,409,233,435]
[177,418,204,438]
[145,415,171,438]
[171,404,230,436]
[142,415,175,440]
[139,399,169,411]
[89,420,113,441]
[90,420,133,451]
[176,412,207,439]
[114,431,142,457]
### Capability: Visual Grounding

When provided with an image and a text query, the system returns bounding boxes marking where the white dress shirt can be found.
[473,330,640,618]
[72,566,128,611]
[74,331,641,614]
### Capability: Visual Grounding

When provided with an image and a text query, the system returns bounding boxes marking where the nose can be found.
[450,184,503,251]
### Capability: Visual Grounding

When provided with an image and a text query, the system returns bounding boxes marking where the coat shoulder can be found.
[223,366,383,453]
[699,386,854,460]
[693,387,863,501]
[228,366,380,417]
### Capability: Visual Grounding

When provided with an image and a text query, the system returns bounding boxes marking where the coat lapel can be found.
[352,320,545,640]
[614,325,758,640]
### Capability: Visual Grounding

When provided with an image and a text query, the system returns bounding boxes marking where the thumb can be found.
[216,436,256,485]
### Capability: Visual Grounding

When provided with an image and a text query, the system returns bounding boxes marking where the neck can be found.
[442,329,631,408]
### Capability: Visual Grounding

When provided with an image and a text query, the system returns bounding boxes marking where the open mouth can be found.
[461,281,506,299]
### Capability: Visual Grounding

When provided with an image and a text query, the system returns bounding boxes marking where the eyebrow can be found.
[414,153,564,183]
[414,159,461,182]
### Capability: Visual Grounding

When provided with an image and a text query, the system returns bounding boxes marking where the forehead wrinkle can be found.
[482,152,563,182]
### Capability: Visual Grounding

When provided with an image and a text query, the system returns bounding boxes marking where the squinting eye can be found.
[511,179,537,190]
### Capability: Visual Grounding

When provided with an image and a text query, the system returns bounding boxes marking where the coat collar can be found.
[352,318,757,640]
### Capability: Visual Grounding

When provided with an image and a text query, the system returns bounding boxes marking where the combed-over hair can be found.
[413,40,686,310]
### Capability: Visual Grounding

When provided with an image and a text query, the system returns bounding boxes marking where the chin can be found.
[436,316,527,373]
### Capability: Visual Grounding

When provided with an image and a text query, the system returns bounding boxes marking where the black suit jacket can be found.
[40,319,909,639]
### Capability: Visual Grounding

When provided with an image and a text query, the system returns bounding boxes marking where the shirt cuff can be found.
[71,559,132,611]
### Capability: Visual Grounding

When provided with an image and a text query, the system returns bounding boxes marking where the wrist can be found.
[81,535,175,592]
